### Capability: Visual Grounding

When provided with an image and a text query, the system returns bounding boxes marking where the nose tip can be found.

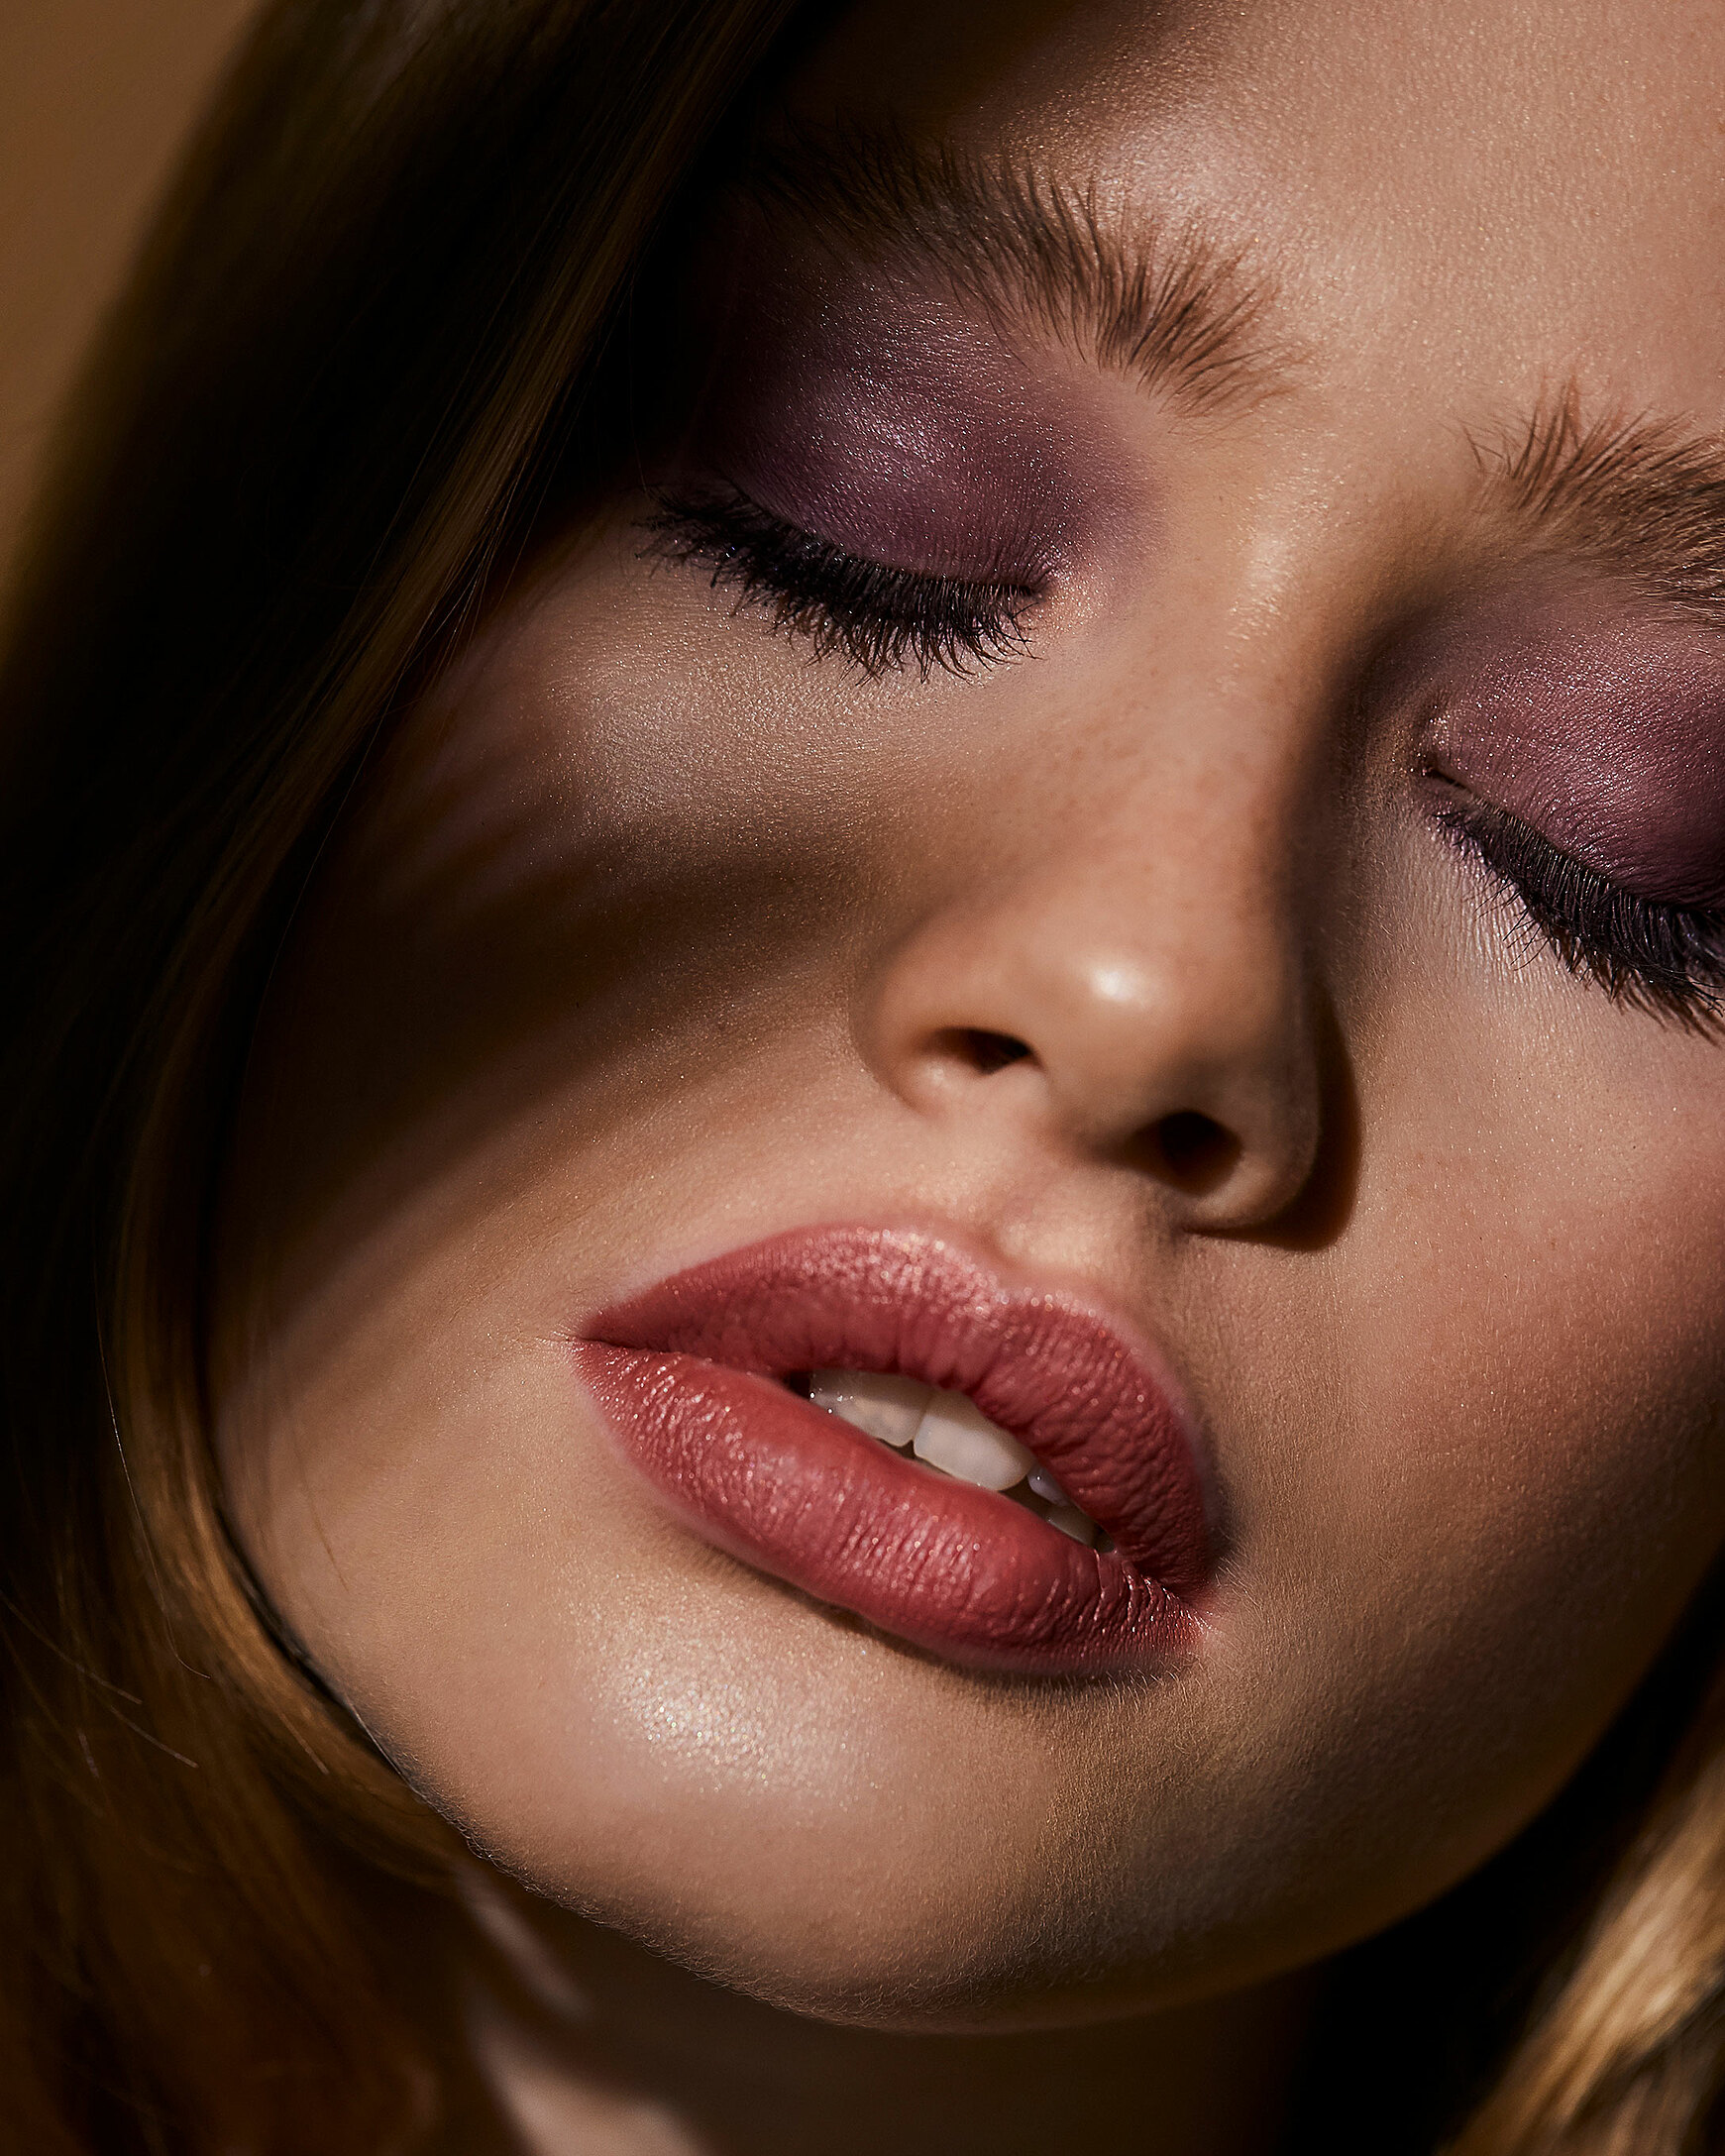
[864,902,1323,1231]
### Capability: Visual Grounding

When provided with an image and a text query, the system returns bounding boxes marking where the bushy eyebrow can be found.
[737,124,1291,416]
[1476,389,1725,620]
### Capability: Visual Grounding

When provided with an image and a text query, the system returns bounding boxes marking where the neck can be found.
[452,1876,1317,2156]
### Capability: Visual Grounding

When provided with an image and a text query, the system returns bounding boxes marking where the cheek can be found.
[209,565,1134,2008]
[213,1150,1156,2021]
[213,552,901,1311]
[1325,910,1725,1737]
[1151,861,1725,1958]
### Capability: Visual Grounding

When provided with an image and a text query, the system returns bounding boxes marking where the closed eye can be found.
[642,485,1041,680]
[1429,775,1725,1030]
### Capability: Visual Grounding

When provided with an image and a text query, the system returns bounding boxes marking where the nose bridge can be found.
[860,717,1323,1223]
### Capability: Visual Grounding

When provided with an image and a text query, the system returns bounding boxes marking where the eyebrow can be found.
[736,124,1291,417]
[733,135,1725,619]
[1475,390,1725,623]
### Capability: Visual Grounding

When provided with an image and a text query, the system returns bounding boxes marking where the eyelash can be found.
[643,486,1038,679]
[1431,783,1725,1028]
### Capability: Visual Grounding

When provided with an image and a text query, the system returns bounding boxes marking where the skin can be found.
[215,0,1725,2147]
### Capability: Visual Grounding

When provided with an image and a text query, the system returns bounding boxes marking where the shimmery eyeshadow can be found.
[661,224,1123,587]
[1426,595,1725,904]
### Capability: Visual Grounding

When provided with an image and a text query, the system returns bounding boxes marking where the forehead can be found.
[791,0,1725,427]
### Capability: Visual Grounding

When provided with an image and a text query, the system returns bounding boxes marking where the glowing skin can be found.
[214,1,1725,2149]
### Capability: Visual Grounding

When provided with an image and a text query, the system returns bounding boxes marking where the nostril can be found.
[929,1027,1035,1075]
[960,1028,1034,1075]
[1150,1109,1240,1193]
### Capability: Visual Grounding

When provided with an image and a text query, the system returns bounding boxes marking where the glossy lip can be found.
[574,1226,1212,1676]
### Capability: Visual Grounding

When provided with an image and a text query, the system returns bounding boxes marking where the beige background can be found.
[0,0,258,590]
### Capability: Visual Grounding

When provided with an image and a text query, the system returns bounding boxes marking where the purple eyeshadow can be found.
[1427,598,1725,906]
[665,242,1117,587]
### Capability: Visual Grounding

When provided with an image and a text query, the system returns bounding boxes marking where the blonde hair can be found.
[0,3,1717,2148]
[1446,1653,1725,2152]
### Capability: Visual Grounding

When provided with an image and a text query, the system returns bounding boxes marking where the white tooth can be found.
[1026,1465,1070,1507]
[912,1389,1036,1491]
[809,1370,930,1448]
[1046,1505,1096,1547]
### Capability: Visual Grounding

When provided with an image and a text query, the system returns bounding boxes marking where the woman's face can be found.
[216,0,1725,2023]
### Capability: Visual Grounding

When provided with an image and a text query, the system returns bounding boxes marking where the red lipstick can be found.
[575,1228,1210,1675]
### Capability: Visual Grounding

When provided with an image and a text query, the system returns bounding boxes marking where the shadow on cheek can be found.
[227,719,870,1324]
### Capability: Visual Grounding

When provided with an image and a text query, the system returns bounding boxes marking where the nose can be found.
[859,822,1322,1230]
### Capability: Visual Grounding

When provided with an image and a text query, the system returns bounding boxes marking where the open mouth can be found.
[575,1225,1210,1675]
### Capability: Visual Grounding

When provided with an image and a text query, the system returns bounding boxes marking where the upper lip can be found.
[584,1224,1212,1595]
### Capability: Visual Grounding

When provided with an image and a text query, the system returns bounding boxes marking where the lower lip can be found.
[575,1230,1208,1677]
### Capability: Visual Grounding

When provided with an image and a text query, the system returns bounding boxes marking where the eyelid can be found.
[641,484,1040,679]
[1425,769,1725,1027]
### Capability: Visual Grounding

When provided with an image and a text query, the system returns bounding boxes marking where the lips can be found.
[575,1227,1211,1675]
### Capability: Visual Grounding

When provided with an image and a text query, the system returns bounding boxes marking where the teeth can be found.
[807,1369,1101,1541]
[808,1370,928,1448]
[912,1390,1037,1492]
[1026,1464,1071,1508]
